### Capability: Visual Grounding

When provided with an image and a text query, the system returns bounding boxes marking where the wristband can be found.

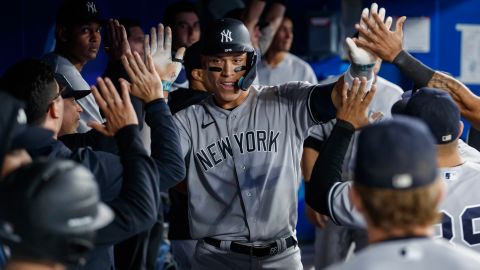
[162,80,173,92]
[344,65,374,91]
[392,50,435,88]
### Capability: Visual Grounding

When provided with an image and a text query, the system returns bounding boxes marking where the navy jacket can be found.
[27,100,185,270]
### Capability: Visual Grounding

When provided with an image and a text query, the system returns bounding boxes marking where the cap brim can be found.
[62,89,91,100]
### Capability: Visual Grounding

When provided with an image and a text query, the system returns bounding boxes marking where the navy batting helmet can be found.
[201,18,258,91]
[0,159,113,266]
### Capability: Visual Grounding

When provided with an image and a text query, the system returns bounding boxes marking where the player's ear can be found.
[457,121,464,139]
[56,25,69,43]
[191,68,203,82]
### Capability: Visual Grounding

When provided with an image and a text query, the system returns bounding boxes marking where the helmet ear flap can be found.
[237,50,259,91]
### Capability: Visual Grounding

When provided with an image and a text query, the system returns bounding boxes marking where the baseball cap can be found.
[56,0,104,25]
[355,116,438,189]
[54,73,91,100]
[43,53,91,98]
[393,88,460,144]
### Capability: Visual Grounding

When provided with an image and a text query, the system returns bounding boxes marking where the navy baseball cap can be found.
[393,88,460,144]
[355,116,438,189]
[54,73,91,100]
[56,0,104,25]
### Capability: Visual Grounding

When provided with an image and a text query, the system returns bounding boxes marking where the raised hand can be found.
[121,52,164,103]
[354,11,406,63]
[346,3,392,69]
[89,77,138,136]
[104,19,132,60]
[336,77,376,129]
[144,23,186,91]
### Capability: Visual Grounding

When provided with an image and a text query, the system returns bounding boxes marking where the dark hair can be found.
[118,18,142,38]
[184,42,202,81]
[163,1,199,29]
[1,59,57,125]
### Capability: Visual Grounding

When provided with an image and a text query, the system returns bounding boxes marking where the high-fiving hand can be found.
[144,23,186,91]
[89,77,138,136]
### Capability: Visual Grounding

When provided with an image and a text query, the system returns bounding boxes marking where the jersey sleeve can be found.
[278,81,336,139]
[328,181,366,228]
[173,111,192,160]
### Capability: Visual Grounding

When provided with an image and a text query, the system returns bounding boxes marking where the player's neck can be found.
[54,48,87,71]
[264,50,287,68]
[5,260,66,270]
[189,80,208,92]
[368,226,432,244]
[437,142,463,168]
[213,90,250,110]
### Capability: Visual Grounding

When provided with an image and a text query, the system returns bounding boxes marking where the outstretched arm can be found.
[354,10,480,129]
[306,78,375,215]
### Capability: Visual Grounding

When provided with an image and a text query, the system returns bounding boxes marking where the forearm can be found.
[305,120,354,216]
[97,125,159,245]
[242,0,266,30]
[145,99,186,190]
[393,50,480,128]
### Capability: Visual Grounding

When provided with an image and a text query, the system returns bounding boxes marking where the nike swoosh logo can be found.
[201,121,215,129]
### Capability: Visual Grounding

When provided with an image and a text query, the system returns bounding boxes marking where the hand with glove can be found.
[344,3,392,91]
[144,23,186,96]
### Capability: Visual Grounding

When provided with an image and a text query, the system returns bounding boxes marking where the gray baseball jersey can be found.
[325,238,480,270]
[174,82,324,241]
[326,161,480,253]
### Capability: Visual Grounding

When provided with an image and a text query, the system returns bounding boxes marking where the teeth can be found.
[223,82,234,86]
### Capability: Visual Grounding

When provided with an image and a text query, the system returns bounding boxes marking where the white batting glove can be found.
[345,3,391,91]
[144,23,186,92]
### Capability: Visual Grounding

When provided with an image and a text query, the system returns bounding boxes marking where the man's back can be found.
[327,238,480,270]
[436,161,480,251]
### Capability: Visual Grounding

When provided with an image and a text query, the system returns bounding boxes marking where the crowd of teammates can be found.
[2,1,480,270]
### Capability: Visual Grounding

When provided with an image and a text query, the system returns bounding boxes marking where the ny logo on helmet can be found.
[220,29,233,43]
[86,2,97,13]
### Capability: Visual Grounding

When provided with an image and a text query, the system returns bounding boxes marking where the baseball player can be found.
[172,17,378,269]
[316,113,480,270]
[306,88,480,258]
[0,159,114,270]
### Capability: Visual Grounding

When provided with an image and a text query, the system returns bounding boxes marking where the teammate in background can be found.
[43,0,104,133]
[257,16,318,85]
[163,1,202,91]
[228,0,287,55]
[167,41,211,270]
[172,16,379,269]
[352,8,480,130]
[0,159,114,270]
[300,4,401,268]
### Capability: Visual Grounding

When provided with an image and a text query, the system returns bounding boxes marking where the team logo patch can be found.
[86,2,97,13]
[220,29,233,43]
[269,247,278,255]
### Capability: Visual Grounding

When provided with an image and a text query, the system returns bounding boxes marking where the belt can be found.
[203,236,297,257]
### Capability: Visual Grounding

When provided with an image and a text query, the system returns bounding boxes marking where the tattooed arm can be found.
[353,11,480,129]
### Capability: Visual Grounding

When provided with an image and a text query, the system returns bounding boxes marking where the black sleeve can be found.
[145,99,186,191]
[305,120,355,216]
[59,128,119,154]
[309,82,337,123]
[96,125,160,245]
[303,136,324,152]
[392,50,435,89]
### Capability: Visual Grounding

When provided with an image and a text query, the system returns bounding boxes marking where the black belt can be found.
[204,236,297,257]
